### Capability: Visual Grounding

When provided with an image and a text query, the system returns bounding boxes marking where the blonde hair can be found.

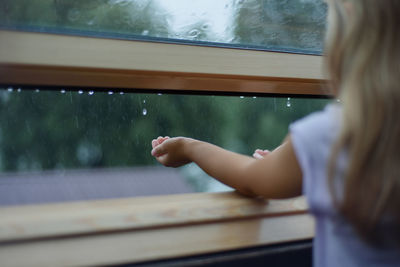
[326,0,400,245]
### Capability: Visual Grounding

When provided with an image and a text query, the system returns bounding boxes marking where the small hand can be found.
[151,136,193,167]
[252,149,270,159]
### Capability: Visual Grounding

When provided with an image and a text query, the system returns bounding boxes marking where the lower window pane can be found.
[0,87,329,205]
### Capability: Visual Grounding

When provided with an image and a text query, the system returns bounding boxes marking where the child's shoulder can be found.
[290,103,342,147]
[296,103,341,130]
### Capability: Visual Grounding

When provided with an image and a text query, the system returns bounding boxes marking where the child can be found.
[151,0,400,265]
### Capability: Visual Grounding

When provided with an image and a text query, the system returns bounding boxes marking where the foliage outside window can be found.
[0,88,329,201]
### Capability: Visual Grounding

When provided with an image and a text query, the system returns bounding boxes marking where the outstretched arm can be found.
[151,136,302,199]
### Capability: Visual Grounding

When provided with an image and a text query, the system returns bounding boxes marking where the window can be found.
[0,88,329,205]
[0,0,327,53]
[0,1,328,265]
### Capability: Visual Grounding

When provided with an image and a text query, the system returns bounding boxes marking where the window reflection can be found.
[0,0,327,53]
[0,88,329,205]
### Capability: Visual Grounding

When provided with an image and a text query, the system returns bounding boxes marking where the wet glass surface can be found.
[0,0,327,54]
[0,87,330,205]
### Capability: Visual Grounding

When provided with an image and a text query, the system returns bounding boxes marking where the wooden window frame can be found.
[0,30,327,95]
[0,29,323,266]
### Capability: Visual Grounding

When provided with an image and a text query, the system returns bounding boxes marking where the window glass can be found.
[0,0,327,54]
[0,87,330,205]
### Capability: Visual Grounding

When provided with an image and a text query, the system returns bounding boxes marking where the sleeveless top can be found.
[289,104,400,267]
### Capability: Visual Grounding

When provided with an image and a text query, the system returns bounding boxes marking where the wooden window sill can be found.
[0,192,314,266]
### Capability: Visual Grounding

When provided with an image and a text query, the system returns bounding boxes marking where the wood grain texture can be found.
[0,30,329,95]
[0,192,314,267]
[0,192,308,242]
[0,215,314,267]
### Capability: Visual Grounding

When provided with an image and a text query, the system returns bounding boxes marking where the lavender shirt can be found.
[290,104,400,267]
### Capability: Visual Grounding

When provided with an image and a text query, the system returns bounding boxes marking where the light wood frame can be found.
[0,192,313,267]
[0,29,322,266]
[0,30,327,95]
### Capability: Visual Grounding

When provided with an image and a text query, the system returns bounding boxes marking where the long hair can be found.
[326,0,400,245]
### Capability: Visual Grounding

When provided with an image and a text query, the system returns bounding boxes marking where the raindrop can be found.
[108,91,114,95]
[188,29,200,38]
[142,108,147,116]
[78,90,84,94]
[202,23,210,30]
[60,89,66,94]
[286,97,291,108]
[240,96,244,99]
[88,91,94,96]
[114,0,130,6]
[35,89,40,93]
[7,87,13,92]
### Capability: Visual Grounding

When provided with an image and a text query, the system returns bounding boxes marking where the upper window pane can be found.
[0,0,327,54]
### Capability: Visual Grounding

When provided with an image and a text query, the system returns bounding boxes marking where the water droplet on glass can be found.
[188,29,200,38]
[286,97,291,108]
[88,91,94,96]
[78,90,84,94]
[108,91,114,95]
[202,23,210,30]
[35,89,40,93]
[113,0,130,6]
[7,87,13,92]
[60,89,66,94]
[142,108,147,116]
[240,96,244,99]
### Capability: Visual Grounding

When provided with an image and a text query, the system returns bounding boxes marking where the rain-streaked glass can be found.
[0,87,330,205]
[0,0,327,54]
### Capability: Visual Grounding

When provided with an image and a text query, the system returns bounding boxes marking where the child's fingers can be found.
[253,152,264,159]
[160,136,169,144]
[253,149,270,159]
[151,144,167,157]
[157,136,170,144]
[151,139,159,148]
